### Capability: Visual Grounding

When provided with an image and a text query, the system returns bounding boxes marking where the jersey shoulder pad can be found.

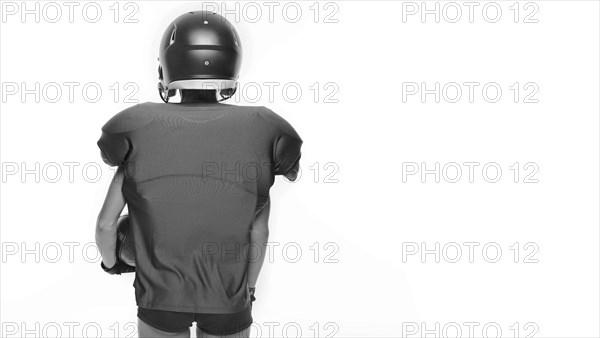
[101,102,155,134]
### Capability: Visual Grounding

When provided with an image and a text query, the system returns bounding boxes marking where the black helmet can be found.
[157,11,243,102]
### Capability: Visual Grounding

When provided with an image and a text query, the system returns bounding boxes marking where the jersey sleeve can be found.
[261,107,303,181]
[96,106,139,167]
[274,132,303,181]
[97,130,130,167]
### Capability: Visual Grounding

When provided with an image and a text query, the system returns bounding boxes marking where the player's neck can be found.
[180,98,219,104]
[180,90,219,104]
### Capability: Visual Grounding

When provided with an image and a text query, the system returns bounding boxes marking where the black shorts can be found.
[137,304,253,335]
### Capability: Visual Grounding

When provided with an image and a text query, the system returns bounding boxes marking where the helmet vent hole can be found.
[169,28,176,45]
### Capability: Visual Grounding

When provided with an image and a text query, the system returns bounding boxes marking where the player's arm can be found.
[95,166,126,269]
[247,198,271,289]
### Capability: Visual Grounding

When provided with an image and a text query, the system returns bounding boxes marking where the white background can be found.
[1,1,599,337]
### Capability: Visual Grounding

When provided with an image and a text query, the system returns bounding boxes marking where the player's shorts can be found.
[137,303,252,335]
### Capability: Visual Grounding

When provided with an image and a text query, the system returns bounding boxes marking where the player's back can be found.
[97,101,302,313]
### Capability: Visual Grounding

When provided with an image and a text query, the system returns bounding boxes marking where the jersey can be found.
[97,102,302,313]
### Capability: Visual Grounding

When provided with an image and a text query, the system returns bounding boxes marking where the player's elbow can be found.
[96,217,117,231]
[262,228,270,237]
[251,226,269,238]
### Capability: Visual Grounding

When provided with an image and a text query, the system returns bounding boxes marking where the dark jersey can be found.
[97,102,302,313]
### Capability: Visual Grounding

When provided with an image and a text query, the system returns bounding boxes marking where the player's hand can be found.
[101,259,135,275]
[249,287,256,302]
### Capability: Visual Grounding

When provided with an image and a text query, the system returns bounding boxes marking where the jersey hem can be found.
[136,300,250,314]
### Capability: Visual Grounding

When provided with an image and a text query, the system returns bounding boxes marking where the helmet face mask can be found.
[157,11,242,103]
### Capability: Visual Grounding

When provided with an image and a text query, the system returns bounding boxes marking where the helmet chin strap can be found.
[218,85,237,102]
[158,82,170,103]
